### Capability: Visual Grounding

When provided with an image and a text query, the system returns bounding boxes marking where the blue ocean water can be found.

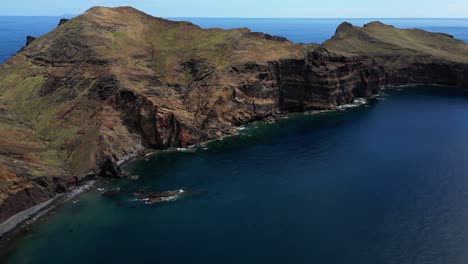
[2,17,468,264]
[4,87,468,264]
[0,17,64,64]
[172,18,468,44]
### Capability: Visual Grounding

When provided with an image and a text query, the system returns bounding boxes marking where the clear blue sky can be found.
[1,0,468,18]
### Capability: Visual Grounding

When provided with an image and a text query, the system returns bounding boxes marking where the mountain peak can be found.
[85,6,141,14]
[335,22,354,34]
[363,21,391,28]
[324,19,468,63]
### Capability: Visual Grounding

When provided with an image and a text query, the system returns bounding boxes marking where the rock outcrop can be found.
[323,21,468,86]
[58,18,70,26]
[1,7,468,226]
[25,36,36,47]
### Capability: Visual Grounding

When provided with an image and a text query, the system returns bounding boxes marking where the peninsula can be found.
[1,6,467,233]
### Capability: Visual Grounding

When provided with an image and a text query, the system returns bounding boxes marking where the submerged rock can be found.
[101,188,121,198]
[126,175,140,181]
[132,190,186,204]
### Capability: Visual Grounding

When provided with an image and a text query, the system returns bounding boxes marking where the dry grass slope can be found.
[324,21,468,63]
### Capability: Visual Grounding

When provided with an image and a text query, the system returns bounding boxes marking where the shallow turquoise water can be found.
[4,86,468,263]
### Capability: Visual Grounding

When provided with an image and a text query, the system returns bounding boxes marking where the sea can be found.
[1,17,468,264]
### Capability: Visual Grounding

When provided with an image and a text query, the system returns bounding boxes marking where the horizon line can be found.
[0,15,468,20]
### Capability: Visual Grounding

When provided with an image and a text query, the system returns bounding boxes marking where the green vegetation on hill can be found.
[1,6,468,225]
[324,21,468,63]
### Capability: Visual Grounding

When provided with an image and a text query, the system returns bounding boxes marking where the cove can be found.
[3,86,468,264]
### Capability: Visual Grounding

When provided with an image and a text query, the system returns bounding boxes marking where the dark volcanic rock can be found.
[102,188,121,198]
[0,187,50,223]
[274,51,384,110]
[245,32,290,42]
[58,18,70,26]
[1,7,468,226]
[132,190,186,204]
[97,156,124,178]
[323,21,468,87]
[89,75,120,100]
[25,36,36,47]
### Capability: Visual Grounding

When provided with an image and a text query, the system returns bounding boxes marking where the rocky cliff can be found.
[323,21,468,86]
[1,7,468,225]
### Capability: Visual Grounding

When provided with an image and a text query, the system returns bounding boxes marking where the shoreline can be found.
[0,83,460,251]
[117,84,463,166]
[0,198,58,237]
[0,181,96,246]
[118,92,394,167]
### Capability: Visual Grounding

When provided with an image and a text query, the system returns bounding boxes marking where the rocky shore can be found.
[1,6,468,235]
[0,180,95,241]
[132,189,187,204]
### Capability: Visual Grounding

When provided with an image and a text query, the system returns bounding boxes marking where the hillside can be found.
[324,21,468,62]
[324,21,468,84]
[1,7,468,227]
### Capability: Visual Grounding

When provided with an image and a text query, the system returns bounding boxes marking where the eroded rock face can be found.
[25,36,36,47]
[1,7,468,224]
[274,52,384,110]
[382,58,468,86]
[0,187,49,223]
[58,18,70,26]
[323,21,468,87]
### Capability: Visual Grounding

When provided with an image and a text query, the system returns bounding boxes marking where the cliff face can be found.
[1,7,468,225]
[323,21,468,86]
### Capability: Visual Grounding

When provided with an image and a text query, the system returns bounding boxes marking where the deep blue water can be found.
[0,17,64,64]
[1,17,468,63]
[4,87,468,264]
[2,17,468,264]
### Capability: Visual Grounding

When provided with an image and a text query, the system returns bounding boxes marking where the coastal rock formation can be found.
[323,21,468,86]
[132,190,186,204]
[1,6,468,226]
[58,18,70,26]
[25,36,36,47]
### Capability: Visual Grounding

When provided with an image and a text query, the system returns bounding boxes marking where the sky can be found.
[1,0,468,18]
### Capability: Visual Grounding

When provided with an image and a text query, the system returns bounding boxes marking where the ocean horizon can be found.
[1,17,468,63]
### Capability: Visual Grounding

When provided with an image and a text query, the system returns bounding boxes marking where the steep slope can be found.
[2,7,468,227]
[0,106,71,223]
[323,21,468,85]
[0,7,383,225]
